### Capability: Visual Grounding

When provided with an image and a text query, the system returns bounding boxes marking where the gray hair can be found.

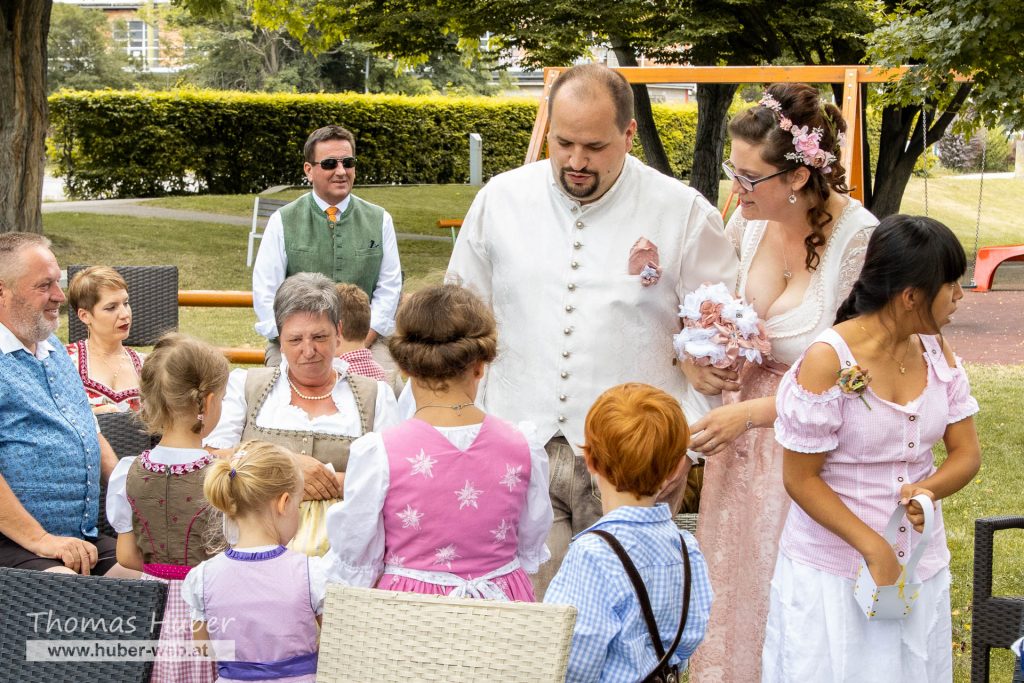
[0,233,52,285]
[273,272,341,334]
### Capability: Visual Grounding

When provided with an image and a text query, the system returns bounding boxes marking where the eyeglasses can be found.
[311,156,357,171]
[721,161,788,192]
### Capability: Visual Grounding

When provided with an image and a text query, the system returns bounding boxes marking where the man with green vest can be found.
[253,125,402,371]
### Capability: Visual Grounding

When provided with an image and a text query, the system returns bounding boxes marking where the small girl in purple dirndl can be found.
[182,440,324,682]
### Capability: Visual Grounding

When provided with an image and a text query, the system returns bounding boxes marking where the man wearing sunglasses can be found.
[253,125,402,377]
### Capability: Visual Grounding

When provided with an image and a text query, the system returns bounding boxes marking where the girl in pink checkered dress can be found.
[763,216,981,681]
[324,285,553,600]
[105,334,230,683]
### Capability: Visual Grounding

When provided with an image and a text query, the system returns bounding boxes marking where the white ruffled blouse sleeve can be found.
[323,432,389,587]
[773,364,844,454]
[306,555,328,615]
[514,421,553,573]
[181,560,208,622]
[371,381,401,432]
[104,456,137,534]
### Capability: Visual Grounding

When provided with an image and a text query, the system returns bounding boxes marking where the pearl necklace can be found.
[287,370,339,400]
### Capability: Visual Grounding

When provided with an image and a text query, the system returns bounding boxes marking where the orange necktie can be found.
[325,206,339,222]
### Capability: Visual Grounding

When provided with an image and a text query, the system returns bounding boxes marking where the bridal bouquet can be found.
[673,282,771,370]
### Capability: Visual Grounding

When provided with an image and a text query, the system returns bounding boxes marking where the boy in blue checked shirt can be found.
[544,383,713,682]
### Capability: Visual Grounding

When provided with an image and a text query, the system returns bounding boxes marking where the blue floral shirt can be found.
[0,325,100,539]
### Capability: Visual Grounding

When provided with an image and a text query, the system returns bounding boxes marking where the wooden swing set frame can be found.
[523,64,1021,291]
[523,64,909,205]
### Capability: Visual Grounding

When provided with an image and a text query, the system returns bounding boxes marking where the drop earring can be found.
[788,193,797,204]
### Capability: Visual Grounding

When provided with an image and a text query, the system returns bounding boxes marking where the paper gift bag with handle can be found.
[852,493,935,620]
[287,463,340,557]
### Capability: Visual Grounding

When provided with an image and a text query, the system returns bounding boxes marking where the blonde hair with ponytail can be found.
[139,333,230,435]
[204,441,302,520]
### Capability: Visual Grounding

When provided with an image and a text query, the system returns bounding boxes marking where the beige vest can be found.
[240,367,377,472]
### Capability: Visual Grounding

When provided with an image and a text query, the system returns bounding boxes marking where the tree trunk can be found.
[609,40,672,176]
[870,84,971,217]
[691,83,738,207]
[0,0,51,234]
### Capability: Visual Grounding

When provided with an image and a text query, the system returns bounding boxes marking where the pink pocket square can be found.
[628,237,662,286]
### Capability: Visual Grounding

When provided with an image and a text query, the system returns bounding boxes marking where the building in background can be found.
[493,45,697,103]
[54,0,184,72]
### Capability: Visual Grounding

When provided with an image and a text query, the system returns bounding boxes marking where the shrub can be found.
[48,90,704,199]
[935,126,1014,173]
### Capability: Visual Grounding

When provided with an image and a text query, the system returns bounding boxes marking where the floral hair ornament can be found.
[758,93,838,174]
[837,365,872,410]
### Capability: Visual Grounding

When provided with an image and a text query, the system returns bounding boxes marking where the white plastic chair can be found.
[248,197,289,267]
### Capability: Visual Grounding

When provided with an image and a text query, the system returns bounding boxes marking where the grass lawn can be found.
[145,175,1023,249]
[146,185,482,238]
[44,179,1024,682]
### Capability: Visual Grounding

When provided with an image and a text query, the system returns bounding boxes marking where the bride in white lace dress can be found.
[688,84,878,683]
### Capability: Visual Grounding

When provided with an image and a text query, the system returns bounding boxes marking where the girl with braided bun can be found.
[182,441,325,683]
[688,83,879,681]
[324,284,553,600]
[105,333,229,683]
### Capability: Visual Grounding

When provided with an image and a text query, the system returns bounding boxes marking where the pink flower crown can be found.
[759,93,842,174]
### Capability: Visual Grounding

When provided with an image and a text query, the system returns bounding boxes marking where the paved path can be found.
[947,284,1024,365]
[41,198,451,242]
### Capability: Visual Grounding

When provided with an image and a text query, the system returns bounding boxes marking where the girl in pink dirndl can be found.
[689,83,877,682]
[763,215,981,680]
[105,334,230,683]
[325,285,552,600]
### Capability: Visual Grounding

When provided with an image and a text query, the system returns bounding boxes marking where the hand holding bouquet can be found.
[673,282,771,370]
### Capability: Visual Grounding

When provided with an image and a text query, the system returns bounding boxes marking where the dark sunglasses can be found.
[312,156,357,171]
[721,161,788,192]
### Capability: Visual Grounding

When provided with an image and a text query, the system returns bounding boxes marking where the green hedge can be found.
[48,89,703,199]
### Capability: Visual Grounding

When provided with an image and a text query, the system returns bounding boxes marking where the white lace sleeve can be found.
[836,226,873,304]
[723,210,746,259]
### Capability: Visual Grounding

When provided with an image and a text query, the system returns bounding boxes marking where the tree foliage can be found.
[47,3,132,92]
[220,0,881,198]
[867,0,1024,131]
[165,0,504,95]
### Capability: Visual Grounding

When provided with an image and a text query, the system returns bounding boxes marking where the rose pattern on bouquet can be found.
[673,282,772,370]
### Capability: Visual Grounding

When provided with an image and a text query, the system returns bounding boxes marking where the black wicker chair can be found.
[66,265,179,346]
[97,411,155,461]
[970,515,1024,682]
[0,567,169,682]
[96,411,157,539]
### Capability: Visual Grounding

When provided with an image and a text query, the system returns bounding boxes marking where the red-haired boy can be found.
[544,383,713,681]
